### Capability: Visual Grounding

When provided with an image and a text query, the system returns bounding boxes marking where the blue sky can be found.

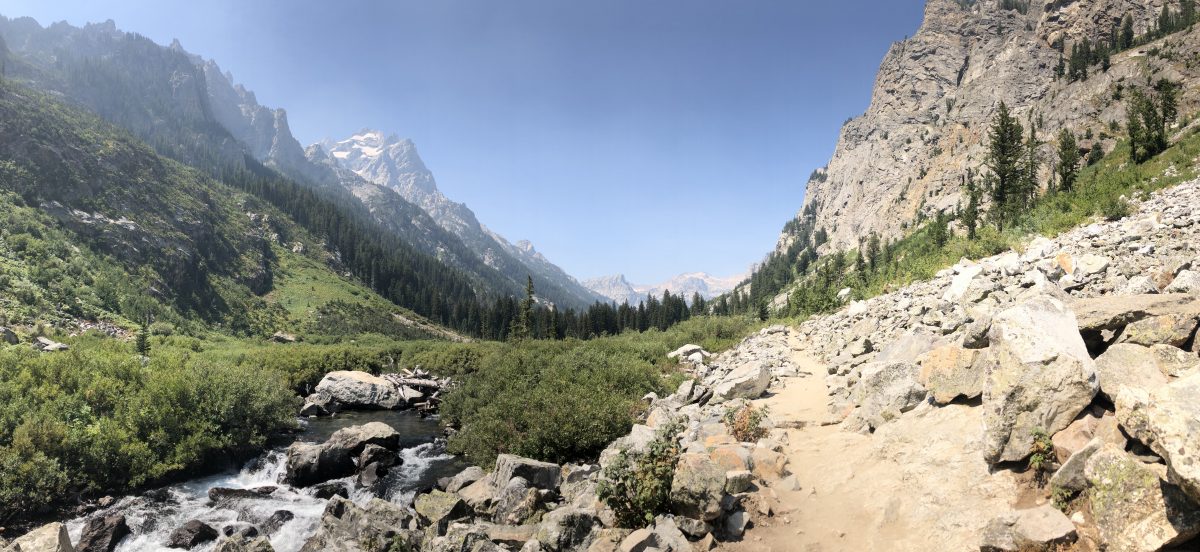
[2,0,926,284]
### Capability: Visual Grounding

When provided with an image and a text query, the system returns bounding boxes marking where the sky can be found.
[0,0,926,284]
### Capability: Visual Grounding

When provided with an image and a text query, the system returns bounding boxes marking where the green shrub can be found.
[1098,195,1131,221]
[596,420,683,528]
[1028,428,1055,487]
[723,403,770,442]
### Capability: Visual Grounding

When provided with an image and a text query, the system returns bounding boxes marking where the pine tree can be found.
[962,172,981,240]
[1120,15,1135,50]
[1055,128,1081,192]
[865,233,881,272]
[510,275,535,341]
[985,102,1025,227]
[757,300,769,322]
[136,321,151,357]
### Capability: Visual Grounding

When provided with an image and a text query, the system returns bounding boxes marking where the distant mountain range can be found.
[583,272,744,306]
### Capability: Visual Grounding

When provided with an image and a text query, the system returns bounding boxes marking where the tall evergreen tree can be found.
[1120,15,1135,49]
[1055,128,1081,193]
[510,275,535,341]
[962,172,981,240]
[985,102,1025,227]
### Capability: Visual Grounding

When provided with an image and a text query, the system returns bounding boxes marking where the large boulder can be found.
[494,454,561,491]
[711,361,771,401]
[849,361,927,431]
[313,371,403,409]
[491,477,543,526]
[445,466,485,493]
[979,504,1076,552]
[982,296,1098,464]
[918,345,989,405]
[1085,445,1200,552]
[166,520,218,549]
[285,422,400,487]
[1116,373,1200,504]
[532,508,597,552]
[875,327,944,364]
[943,263,984,302]
[669,453,726,521]
[4,523,75,552]
[1070,293,1200,334]
[76,514,130,552]
[300,496,417,552]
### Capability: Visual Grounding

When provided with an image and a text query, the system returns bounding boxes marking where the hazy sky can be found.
[1,0,926,284]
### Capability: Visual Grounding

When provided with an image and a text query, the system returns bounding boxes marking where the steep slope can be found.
[321,131,606,308]
[780,0,1200,253]
[0,78,443,339]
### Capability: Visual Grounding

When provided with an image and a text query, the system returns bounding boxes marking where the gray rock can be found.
[167,520,218,549]
[492,477,543,526]
[533,508,597,552]
[1164,269,1200,293]
[1115,313,1200,348]
[982,296,1098,465]
[711,361,771,401]
[618,529,657,552]
[1094,344,1171,401]
[446,466,485,493]
[723,510,750,539]
[1085,445,1200,552]
[76,514,129,552]
[285,422,400,487]
[5,523,75,552]
[979,504,1076,552]
[299,393,338,417]
[0,326,17,345]
[415,490,472,535]
[918,345,988,405]
[495,454,562,491]
[300,497,415,552]
[669,453,726,521]
[313,371,403,409]
[1116,373,1200,505]
[850,361,926,430]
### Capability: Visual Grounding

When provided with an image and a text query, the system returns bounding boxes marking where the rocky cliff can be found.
[783,0,1200,253]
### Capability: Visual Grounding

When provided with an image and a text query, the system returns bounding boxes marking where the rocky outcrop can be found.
[1116,373,1200,504]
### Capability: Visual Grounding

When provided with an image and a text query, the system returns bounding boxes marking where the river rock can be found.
[285,422,400,487]
[313,371,403,409]
[208,486,276,503]
[76,514,129,552]
[166,520,218,549]
[446,466,485,493]
[982,296,1098,465]
[1116,373,1200,504]
[299,393,338,417]
[212,536,274,552]
[416,490,472,535]
[261,510,295,535]
[494,454,561,491]
[1085,445,1200,551]
[669,453,726,521]
[312,482,349,500]
[979,504,1076,552]
[5,523,75,552]
[300,496,416,552]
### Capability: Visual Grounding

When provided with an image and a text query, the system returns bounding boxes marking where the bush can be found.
[596,420,682,528]
[723,403,770,442]
[0,447,68,522]
[1098,195,1131,221]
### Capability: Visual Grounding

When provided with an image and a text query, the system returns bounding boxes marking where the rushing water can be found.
[66,410,467,552]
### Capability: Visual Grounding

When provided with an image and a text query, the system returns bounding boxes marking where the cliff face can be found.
[785,0,1195,253]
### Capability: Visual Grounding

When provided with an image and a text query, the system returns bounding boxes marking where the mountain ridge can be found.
[583,271,743,305]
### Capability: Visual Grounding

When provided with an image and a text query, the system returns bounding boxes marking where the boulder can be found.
[167,520,218,549]
[0,326,17,345]
[1075,254,1110,277]
[483,523,537,548]
[1164,269,1200,293]
[458,476,500,513]
[1115,313,1200,347]
[313,371,403,409]
[492,477,543,526]
[875,327,943,364]
[1116,373,1200,504]
[982,296,1098,464]
[669,453,726,521]
[725,470,753,494]
[1085,445,1200,552]
[494,454,561,491]
[708,445,751,472]
[1050,410,1123,465]
[285,422,400,487]
[850,361,927,430]
[1094,344,1170,400]
[532,508,597,552]
[618,528,656,552]
[300,496,417,552]
[668,344,704,360]
[711,361,771,401]
[312,482,349,500]
[5,523,75,552]
[261,510,295,535]
[650,517,691,552]
[445,466,485,493]
[424,524,493,552]
[943,264,984,302]
[750,447,788,480]
[1070,293,1200,334]
[979,504,1077,552]
[961,315,992,349]
[34,336,68,352]
[918,344,988,405]
[208,486,276,503]
[76,514,129,552]
[299,393,338,417]
[415,490,472,535]
[1049,438,1102,492]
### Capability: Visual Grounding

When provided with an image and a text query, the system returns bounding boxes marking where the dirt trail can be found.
[720,334,1023,551]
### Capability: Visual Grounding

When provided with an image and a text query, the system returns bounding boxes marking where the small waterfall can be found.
[66,411,466,552]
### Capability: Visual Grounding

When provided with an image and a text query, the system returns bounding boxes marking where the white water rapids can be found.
[65,410,466,552]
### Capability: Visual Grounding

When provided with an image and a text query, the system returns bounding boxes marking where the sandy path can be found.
[719,335,1022,551]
